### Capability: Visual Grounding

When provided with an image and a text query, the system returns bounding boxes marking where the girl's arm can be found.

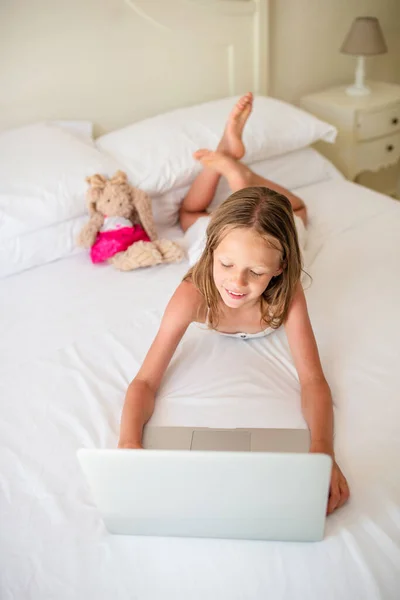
[118,281,202,449]
[285,283,350,514]
[284,283,333,452]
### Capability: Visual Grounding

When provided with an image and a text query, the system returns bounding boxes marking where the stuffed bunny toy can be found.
[77,170,184,270]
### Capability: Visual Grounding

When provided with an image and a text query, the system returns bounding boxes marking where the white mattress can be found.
[1,174,400,599]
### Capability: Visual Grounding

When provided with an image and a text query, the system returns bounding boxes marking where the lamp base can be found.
[346,83,371,97]
[345,56,370,96]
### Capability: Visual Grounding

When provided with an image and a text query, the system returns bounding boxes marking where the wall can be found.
[269,0,400,196]
[0,0,266,134]
[269,0,400,105]
[2,0,398,125]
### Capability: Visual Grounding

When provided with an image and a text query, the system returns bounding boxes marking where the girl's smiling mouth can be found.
[225,288,247,300]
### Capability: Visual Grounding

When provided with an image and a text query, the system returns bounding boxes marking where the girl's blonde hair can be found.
[184,186,303,330]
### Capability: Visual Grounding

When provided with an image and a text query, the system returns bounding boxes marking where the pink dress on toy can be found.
[90,216,150,264]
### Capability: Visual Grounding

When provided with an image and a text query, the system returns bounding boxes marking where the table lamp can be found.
[340,16,388,97]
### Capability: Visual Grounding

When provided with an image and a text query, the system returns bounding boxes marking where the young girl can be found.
[118,93,350,515]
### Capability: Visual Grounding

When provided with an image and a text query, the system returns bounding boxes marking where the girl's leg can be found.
[179,92,253,232]
[193,150,308,226]
[179,168,221,232]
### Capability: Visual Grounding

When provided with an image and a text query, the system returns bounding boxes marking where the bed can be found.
[1,1,400,599]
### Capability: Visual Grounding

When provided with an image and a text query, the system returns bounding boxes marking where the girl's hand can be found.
[118,441,143,449]
[326,460,350,514]
[310,442,350,515]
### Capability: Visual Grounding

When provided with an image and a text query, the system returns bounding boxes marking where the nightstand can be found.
[300,81,400,197]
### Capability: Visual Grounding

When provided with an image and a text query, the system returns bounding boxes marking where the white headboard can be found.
[0,0,269,136]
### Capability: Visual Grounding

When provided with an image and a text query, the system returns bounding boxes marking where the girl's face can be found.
[213,227,283,309]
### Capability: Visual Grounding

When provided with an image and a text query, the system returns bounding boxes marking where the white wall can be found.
[269,0,400,104]
[2,0,398,127]
[0,0,266,134]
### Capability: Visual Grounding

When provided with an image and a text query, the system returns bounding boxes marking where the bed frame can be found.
[1,0,269,135]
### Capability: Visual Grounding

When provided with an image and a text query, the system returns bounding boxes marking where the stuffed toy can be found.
[77,171,184,270]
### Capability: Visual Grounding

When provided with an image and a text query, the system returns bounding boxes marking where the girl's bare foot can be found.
[193,150,252,191]
[216,92,253,159]
[193,149,236,172]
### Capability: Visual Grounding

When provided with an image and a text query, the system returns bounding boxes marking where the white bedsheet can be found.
[1,177,400,600]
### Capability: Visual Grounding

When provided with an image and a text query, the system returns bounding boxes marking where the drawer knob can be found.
[392,117,399,125]
[386,144,394,152]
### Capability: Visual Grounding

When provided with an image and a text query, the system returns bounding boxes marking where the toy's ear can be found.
[131,187,158,241]
[110,170,128,186]
[85,174,107,215]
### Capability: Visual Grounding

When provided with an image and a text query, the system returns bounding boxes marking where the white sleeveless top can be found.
[205,309,275,340]
[218,327,274,340]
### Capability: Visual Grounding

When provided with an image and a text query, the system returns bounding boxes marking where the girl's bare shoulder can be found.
[166,280,207,326]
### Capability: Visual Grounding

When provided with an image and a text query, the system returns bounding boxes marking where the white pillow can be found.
[0,122,120,277]
[0,216,86,279]
[50,120,94,145]
[96,95,337,195]
[0,122,120,240]
[151,147,344,228]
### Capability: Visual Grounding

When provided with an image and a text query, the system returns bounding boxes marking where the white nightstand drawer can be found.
[300,82,400,187]
[356,102,400,141]
[356,132,400,173]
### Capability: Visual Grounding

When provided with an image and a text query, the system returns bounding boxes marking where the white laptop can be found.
[77,426,332,543]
